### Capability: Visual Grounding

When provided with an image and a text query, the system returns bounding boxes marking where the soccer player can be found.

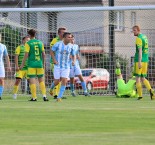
[50,32,75,102]
[132,25,155,100]
[13,36,30,99]
[50,27,67,99]
[20,29,48,101]
[0,33,11,100]
[69,35,90,97]
[115,59,138,98]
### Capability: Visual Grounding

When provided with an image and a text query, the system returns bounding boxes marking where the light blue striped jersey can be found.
[51,41,75,69]
[70,44,80,67]
[0,43,8,67]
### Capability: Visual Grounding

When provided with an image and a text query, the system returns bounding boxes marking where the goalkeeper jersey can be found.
[117,77,136,97]
[15,45,28,70]
[25,39,44,68]
[134,33,149,63]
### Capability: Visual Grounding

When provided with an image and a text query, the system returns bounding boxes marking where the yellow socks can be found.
[30,84,36,99]
[53,82,61,96]
[39,82,46,96]
[136,82,142,97]
[13,85,19,94]
[143,79,151,91]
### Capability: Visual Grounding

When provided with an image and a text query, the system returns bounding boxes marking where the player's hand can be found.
[54,60,58,65]
[19,65,23,70]
[72,61,75,66]
[77,55,80,60]
[138,62,142,69]
[16,67,19,71]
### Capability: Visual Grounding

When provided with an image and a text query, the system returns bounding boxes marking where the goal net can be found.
[0,6,155,96]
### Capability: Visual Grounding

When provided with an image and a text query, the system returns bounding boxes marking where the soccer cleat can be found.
[84,92,91,96]
[49,88,53,96]
[29,98,37,101]
[149,89,155,100]
[137,97,143,100]
[71,91,76,97]
[53,95,58,99]
[116,59,120,68]
[43,97,49,101]
[56,98,62,102]
[13,94,17,99]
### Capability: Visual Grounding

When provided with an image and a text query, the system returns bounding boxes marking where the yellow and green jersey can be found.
[50,36,60,64]
[25,39,44,68]
[134,33,149,63]
[15,45,28,70]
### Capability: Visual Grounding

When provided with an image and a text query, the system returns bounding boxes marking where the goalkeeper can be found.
[115,59,138,98]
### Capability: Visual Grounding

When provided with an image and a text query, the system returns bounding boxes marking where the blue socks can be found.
[81,81,87,92]
[57,85,66,99]
[70,83,74,92]
[0,86,4,97]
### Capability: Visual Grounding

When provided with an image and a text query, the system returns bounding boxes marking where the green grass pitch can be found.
[0,95,155,145]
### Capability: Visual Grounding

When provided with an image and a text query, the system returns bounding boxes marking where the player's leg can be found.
[56,82,61,98]
[0,66,5,99]
[37,68,49,101]
[141,63,155,100]
[134,63,143,100]
[69,66,76,97]
[115,59,128,97]
[13,70,25,99]
[0,78,4,100]
[13,78,21,99]
[56,68,70,102]
[28,68,37,101]
[51,63,59,99]
[70,77,76,97]
[75,65,90,96]
[50,67,60,96]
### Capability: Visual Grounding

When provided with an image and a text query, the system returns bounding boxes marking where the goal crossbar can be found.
[1,5,155,12]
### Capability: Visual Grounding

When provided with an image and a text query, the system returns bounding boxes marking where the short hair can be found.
[71,34,74,38]
[63,32,71,38]
[28,29,36,37]
[22,36,28,41]
[132,25,140,31]
[58,27,66,34]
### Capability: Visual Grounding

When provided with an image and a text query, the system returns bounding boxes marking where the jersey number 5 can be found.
[34,45,40,61]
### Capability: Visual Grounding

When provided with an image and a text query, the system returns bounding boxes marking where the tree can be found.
[0,25,21,60]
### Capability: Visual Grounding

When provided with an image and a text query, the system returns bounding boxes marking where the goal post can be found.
[1,5,155,96]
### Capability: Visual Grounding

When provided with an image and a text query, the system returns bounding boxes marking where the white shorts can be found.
[54,67,70,79]
[0,66,5,78]
[70,65,82,78]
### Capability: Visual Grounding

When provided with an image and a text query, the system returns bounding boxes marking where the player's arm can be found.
[136,37,142,68]
[20,43,29,69]
[50,43,58,64]
[76,46,80,60]
[50,38,57,47]
[4,46,11,71]
[42,43,46,68]
[71,47,76,66]
[15,46,20,71]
